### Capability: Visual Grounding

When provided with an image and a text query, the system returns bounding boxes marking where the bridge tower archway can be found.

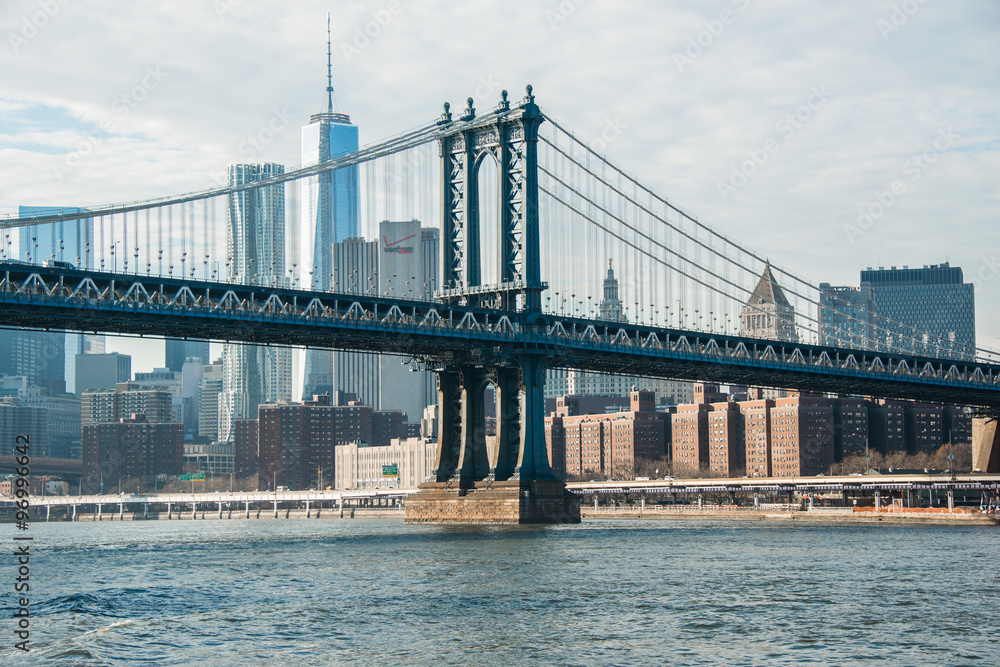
[436,86,545,314]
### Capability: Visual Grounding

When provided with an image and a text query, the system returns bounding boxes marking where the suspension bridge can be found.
[3,86,998,523]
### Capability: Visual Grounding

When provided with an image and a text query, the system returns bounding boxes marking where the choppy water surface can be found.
[3,518,998,666]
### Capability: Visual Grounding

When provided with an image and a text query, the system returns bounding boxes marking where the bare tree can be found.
[828,443,973,476]
[635,456,670,479]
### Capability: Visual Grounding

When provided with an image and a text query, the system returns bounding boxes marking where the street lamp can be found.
[948,428,956,480]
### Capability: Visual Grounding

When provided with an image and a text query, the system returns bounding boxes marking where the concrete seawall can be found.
[582,507,1000,526]
[33,506,998,526]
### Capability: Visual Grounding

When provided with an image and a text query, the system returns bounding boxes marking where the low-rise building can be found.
[335,437,437,489]
[183,441,235,476]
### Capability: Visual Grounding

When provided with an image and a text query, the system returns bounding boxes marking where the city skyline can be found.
[2,1,998,367]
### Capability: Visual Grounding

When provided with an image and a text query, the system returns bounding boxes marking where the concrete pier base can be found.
[404,479,580,525]
[976,419,1000,473]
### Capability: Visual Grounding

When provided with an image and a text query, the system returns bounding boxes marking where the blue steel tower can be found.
[302,15,360,398]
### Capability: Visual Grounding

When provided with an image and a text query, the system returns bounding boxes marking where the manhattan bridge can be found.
[2,86,999,519]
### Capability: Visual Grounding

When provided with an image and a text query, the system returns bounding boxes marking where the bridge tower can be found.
[405,87,579,524]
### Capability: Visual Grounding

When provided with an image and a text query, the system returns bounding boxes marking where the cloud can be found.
[0,0,997,369]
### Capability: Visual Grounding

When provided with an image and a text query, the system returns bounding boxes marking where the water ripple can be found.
[5,519,998,666]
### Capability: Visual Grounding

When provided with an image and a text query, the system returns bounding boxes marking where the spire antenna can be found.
[326,12,335,113]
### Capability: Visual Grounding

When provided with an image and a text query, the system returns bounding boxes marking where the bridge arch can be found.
[474,149,500,287]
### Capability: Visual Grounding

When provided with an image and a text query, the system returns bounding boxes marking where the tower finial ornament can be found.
[326,13,335,113]
[437,101,453,125]
[460,97,476,121]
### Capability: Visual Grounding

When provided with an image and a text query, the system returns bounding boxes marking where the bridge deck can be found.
[3,264,1000,408]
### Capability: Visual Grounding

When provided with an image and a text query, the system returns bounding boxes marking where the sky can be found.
[1,0,998,375]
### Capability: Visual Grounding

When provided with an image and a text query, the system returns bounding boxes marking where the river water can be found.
[3,518,998,666]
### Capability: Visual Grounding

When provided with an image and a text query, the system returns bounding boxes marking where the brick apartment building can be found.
[548,390,668,480]
[251,395,409,490]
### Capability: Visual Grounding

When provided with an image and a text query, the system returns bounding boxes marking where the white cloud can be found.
[0,0,997,370]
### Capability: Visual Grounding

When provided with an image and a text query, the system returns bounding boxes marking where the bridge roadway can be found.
[3,263,1000,408]
[20,473,1000,510]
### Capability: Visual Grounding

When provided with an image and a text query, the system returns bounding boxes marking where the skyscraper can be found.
[818,283,880,350]
[377,221,437,421]
[16,205,93,267]
[598,260,624,321]
[66,332,105,400]
[198,358,224,441]
[0,328,65,395]
[75,352,130,395]
[327,221,439,420]
[218,163,292,442]
[330,236,380,407]
[164,339,211,373]
[859,263,975,360]
[302,17,360,398]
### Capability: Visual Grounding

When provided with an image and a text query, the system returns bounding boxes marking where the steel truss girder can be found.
[2,264,1000,408]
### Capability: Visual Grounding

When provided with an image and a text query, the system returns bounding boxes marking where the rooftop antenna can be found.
[326,12,335,113]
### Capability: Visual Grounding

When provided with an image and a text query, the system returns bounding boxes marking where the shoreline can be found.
[21,507,1000,526]
[582,507,1000,526]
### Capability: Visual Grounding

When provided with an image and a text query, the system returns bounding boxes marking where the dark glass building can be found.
[164,339,210,373]
[859,263,975,360]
